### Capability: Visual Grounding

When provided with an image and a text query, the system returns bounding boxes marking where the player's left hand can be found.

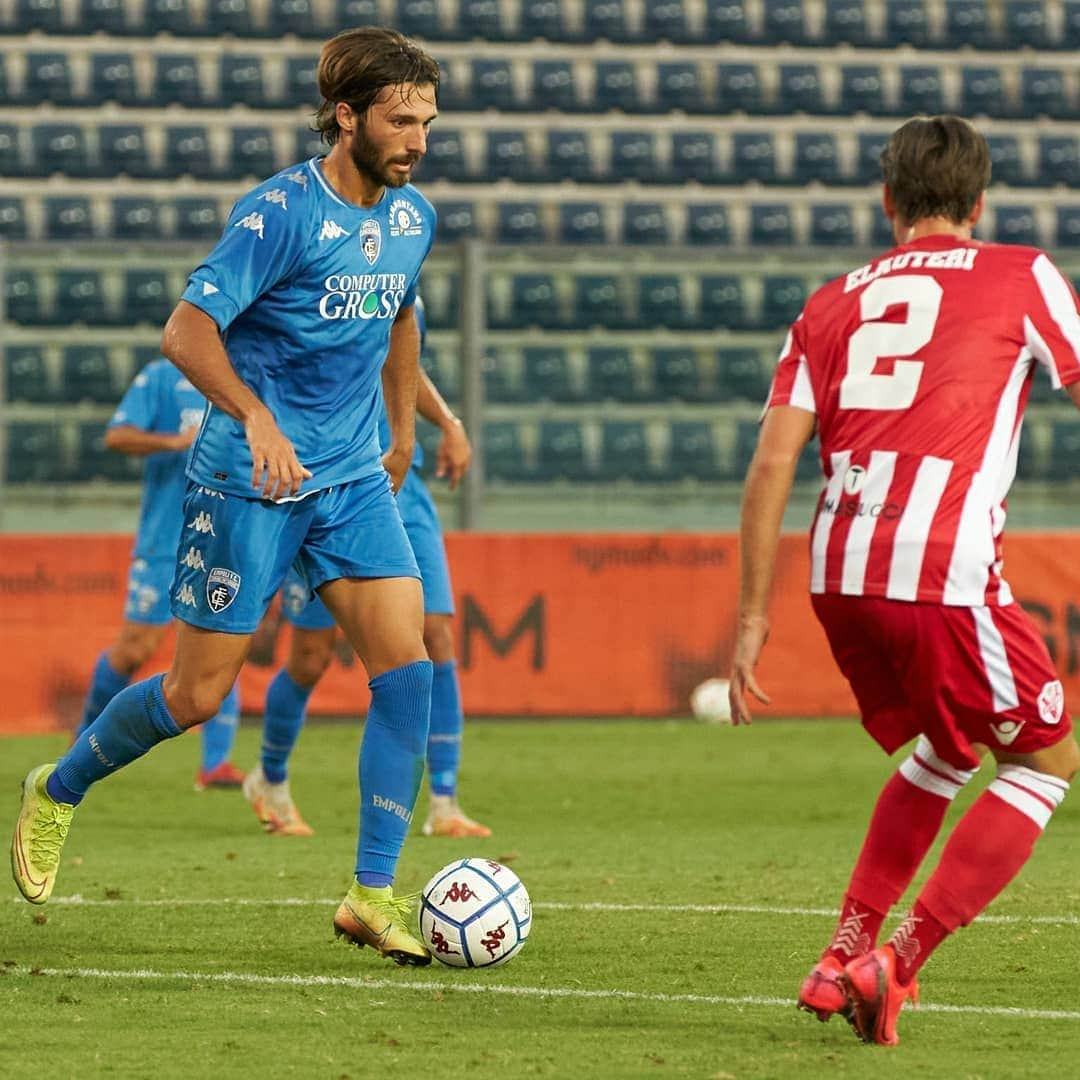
[382,446,413,494]
[436,417,472,491]
[729,613,771,726]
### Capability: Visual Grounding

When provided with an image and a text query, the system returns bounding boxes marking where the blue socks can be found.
[48,674,182,805]
[427,660,464,797]
[200,683,240,772]
[77,651,131,736]
[356,660,432,887]
[261,669,314,783]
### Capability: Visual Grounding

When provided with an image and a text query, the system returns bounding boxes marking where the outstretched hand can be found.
[728,613,772,726]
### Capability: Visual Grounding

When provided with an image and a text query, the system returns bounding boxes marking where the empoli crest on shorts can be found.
[207,568,241,613]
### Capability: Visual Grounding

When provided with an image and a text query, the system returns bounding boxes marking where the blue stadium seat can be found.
[434,201,476,242]
[497,202,546,244]
[584,0,633,40]
[652,348,703,401]
[174,197,223,239]
[0,126,23,177]
[900,67,945,115]
[594,61,642,112]
[686,204,730,245]
[1066,0,1080,46]
[761,275,808,328]
[1020,68,1068,120]
[823,0,869,44]
[559,202,607,243]
[74,421,142,483]
[0,197,27,239]
[62,345,116,402]
[144,0,195,34]
[622,203,670,244]
[794,133,840,184]
[810,204,856,246]
[537,420,589,482]
[703,0,749,40]
[610,131,657,181]
[573,274,630,329]
[1047,421,1080,480]
[206,0,257,34]
[750,204,795,246]
[153,55,203,107]
[762,0,809,44]
[945,0,993,47]
[698,275,747,330]
[285,56,319,108]
[1039,135,1079,186]
[419,273,459,329]
[219,55,266,108]
[488,130,531,181]
[5,422,63,485]
[885,0,930,45]
[672,133,722,183]
[522,347,578,401]
[519,0,572,40]
[91,53,138,105]
[166,126,214,179]
[484,421,532,484]
[459,0,506,39]
[777,65,824,115]
[31,124,90,177]
[268,0,321,36]
[5,269,43,324]
[587,347,640,402]
[5,346,51,403]
[1015,428,1040,479]
[718,349,770,402]
[53,269,109,326]
[123,270,172,326]
[24,53,74,105]
[469,59,516,110]
[482,348,518,404]
[1005,0,1049,47]
[856,131,889,183]
[16,0,63,31]
[45,197,94,239]
[0,57,10,106]
[423,129,468,182]
[995,206,1038,246]
[840,66,886,116]
[599,420,651,481]
[871,204,894,248]
[988,134,1025,186]
[638,275,689,329]
[100,125,152,178]
[81,0,128,33]
[644,0,690,42]
[533,61,581,112]
[715,64,763,113]
[668,421,721,481]
[397,0,446,38]
[732,131,777,183]
[509,273,561,328]
[294,125,324,163]
[1057,207,1080,247]
[546,130,596,181]
[656,62,707,113]
[112,197,162,240]
[961,67,1007,117]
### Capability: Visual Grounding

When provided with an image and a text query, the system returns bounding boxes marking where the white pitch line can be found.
[7,966,1080,1022]
[16,895,1080,927]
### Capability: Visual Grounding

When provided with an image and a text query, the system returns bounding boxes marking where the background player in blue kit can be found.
[13,28,442,965]
[243,299,492,840]
[75,359,245,791]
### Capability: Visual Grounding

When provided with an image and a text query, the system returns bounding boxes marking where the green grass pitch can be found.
[1,719,1078,1078]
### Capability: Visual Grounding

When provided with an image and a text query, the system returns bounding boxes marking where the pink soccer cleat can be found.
[195,761,247,790]
[840,945,920,1046]
[797,955,850,1022]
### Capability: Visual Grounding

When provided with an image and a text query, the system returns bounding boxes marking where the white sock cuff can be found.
[989,764,1070,830]
[898,735,979,800]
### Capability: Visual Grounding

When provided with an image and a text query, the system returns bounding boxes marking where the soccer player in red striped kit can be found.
[729,115,1080,1046]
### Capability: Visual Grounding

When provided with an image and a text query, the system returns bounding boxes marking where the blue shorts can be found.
[124,556,175,625]
[170,474,420,635]
[280,468,453,630]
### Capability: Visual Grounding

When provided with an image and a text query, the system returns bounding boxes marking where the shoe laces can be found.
[30,802,73,870]
[369,891,419,930]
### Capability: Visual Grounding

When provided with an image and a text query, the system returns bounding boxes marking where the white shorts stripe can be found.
[841,450,897,595]
[810,451,850,594]
[972,606,1019,713]
[886,456,952,601]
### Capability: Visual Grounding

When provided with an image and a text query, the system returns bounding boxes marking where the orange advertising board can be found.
[1,533,1079,733]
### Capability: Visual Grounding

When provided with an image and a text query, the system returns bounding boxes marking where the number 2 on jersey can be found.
[840,275,944,411]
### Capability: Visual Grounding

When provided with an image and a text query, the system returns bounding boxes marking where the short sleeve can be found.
[108,365,160,431]
[763,316,816,416]
[180,185,308,331]
[1023,253,1080,390]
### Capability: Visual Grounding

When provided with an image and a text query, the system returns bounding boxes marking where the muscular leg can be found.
[78,621,170,734]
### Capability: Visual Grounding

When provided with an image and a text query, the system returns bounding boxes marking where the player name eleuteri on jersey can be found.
[767,235,1080,607]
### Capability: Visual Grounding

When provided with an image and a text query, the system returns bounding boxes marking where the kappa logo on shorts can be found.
[207,568,241,613]
[181,547,206,571]
[176,583,197,608]
[1038,680,1064,726]
[990,720,1025,746]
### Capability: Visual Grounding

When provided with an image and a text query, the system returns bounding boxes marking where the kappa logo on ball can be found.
[360,218,381,265]
[1038,680,1064,726]
[207,568,241,613]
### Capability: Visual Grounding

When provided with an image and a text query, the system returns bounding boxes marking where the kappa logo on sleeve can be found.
[234,212,265,239]
[258,189,288,211]
[207,568,241,613]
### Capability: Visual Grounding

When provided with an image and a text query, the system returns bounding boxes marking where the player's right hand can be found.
[729,613,772,726]
[244,405,312,501]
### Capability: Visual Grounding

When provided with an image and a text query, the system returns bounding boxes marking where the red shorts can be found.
[811,594,1072,770]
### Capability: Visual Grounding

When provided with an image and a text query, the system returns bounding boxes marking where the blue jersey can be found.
[108,359,206,560]
[377,294,427,471]
[181,158,436,499]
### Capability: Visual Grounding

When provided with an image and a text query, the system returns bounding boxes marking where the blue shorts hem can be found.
[171,608,263,635]
[306,562,422,593]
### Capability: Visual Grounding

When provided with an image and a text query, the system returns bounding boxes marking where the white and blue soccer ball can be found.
[420,858,531,969]
[690,677,733,724]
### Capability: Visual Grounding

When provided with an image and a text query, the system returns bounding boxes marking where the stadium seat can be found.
[112,198,162,240]
[761,275,807,328]
[871,204,895,248]
[732,131,777,184]
[459,0,505,39]
[268,0,322,36]
[720,351,770,402]
[885,0,930,45]
[488,130,531,181]
[219,55,266,108]
[174,197,224,239]
[123,270,173,326]
[5,269,43,325]
[206,0,257,35]
[1066,0,1080,47]
[73,420,142,483]
[583,0,633,40]
[559,202,607,243]
[573,274,630,329]
[396,0,446,38]
[470,59,516,110]
[988,134,1025,186]
[546,130,596,181]
[152,55,203,107]
[945,0,993,47]
[686,204,730,245]
[823,0,869,44]
[594,61,642,112]
[522,347,578,401]
[100,125,153,178]
[599,420,651,481]
[715,64,763,113]
[166,127,214,179]
[24,53,74,105]
[655,62,707,113]
[423,129,468,182]
[533,61,581,112]
[0,55,9,107]
[777,65,824,115]
[16,0,63,31]
[840,66,886,116]
[284,56,319,108]
[995,206,1038,246]
[794,133,840,184]
[0,125,22,177]
[621,203,670,244]
[0,196,27,239]
[5,346,52,403]
[668,421,721,481]
[484,421,532,483]
[587,347,640,401]
[610,131,658,181]
[698,275,748,330]
[230,127,276,180]
[856,131,890,184]
[672,132,722,183]
[497,202,546,244]
[1005,0,1049,47]
[644,0,690,42]
[1056,207,1080,247]
[1047,421,1080,480]
[91,53,138,106]
[1020,68,1068,120]
[143,0,195,34]
[62,345,116,402]
[900,67,945,116]
[31,124,90,178]
[434,201,476,242]
[704,0,750,41]
[482,347,518,404]
[510,273,561,328]
[538,420,589,481]
[762,0,809,44]
[750,204,795,246]
[638,275,690,329]
[1015,428,1040,480]
[44,197,94,239]
[519,0,571,40]
[294,125,324,163]
[961,67,1008,118]
[810,204,856,246]
[1039,135,1079,186]
[652,348,704,401]
[80,0,128,33]
[5,422,63,485]
[53,269,109,327]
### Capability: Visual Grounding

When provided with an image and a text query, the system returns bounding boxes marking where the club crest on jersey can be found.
[388,198,423,237]
[207,568,241,613]
[360,219,382,265]
[843,464,867,495]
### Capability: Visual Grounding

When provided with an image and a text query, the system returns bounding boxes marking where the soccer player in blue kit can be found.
[75,358,245,791]
[12,27,440,965]
[243,299,492,840]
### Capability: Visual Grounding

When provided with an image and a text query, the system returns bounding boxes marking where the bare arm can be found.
[729,405,816,725]
[416,371,471,491]
[380,303,421,494]
[104,425,196,457]
[161,301,311,500]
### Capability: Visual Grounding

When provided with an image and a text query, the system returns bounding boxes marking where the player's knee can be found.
[288,645,334,687]
[110,637,157,674]
[1054,737,1080,782]
[422,616,455,664]
[163,680,229,730]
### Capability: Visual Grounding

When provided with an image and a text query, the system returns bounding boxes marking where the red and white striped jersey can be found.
[766,234,1080,606]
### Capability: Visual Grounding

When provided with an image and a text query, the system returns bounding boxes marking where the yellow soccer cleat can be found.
[242,764,314,836]
[10,764,75,905]
[333,883,432,966]
[422,795,492,838]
